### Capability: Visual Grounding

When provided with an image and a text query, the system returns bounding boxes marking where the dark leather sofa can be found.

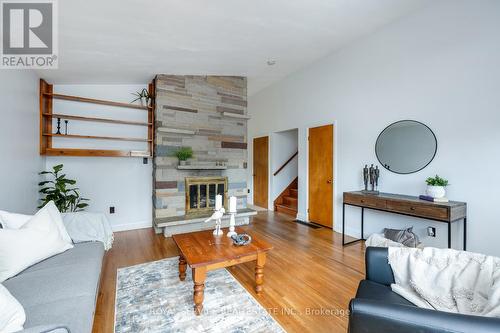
[348,247,500,333]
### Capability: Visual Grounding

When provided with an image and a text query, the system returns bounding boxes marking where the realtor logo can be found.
[1,0,58,68]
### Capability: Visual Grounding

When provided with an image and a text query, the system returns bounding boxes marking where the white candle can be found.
[229,196,237,213]
[215,194,222,210]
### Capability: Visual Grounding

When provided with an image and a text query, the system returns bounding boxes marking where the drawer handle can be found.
[360,200,365,203]
[410,207,416,211]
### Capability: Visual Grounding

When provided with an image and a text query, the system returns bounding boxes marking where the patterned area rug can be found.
[115,257,285,333]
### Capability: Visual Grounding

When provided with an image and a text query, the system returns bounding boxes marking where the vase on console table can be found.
[426,185,446,199]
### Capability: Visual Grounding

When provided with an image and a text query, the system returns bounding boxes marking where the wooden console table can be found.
[342,191,467,249]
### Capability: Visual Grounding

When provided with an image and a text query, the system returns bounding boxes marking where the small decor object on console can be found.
[425,174,448,199]
[231,233,252,246]
[363,165,369,191]
[227,196,237,238]
[361,164,380,195]
[419,195,449,203]
[204,194,225,236]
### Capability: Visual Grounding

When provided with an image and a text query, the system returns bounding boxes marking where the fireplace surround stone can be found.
[153,75,251,236]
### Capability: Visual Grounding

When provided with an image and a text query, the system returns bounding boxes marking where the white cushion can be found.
[0,284,26,333]
[44,201,73,245]
[0,204,74,283]
[0,202,72,246]
[0,211,31,229]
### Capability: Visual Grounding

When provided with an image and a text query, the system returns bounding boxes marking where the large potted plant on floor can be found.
[425,175,449,199]
[38,164,89,212]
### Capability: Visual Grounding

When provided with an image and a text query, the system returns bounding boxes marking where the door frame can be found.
[306,121,337,228]
[252,135,271,209]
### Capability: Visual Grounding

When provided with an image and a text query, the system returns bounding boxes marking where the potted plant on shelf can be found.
[425,175,449,199]
[38,164,89,212]
[131,88,150,107]
[175,147,193,166]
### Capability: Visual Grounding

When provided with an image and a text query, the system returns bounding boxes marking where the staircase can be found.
[274,178,298,218]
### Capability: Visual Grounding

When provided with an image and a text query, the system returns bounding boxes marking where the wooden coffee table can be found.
[172,227,273,315]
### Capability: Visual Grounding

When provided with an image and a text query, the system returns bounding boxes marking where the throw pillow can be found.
[0,284,26,332]
[0,210,31,229]
[0,204,74,282]
[0,202,73,246]
[383,227,420,248]
[44,201,73,245]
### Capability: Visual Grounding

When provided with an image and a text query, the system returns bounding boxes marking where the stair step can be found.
[275,203,297,217]
[289,188,298,197]
[283,196,297,207]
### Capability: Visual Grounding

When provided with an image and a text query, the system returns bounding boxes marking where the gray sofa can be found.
[3,242,105,333]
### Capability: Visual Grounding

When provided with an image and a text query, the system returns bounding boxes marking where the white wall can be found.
[248,0,500,255]
[271,129,298,203]
[45,85,152,231]
[0,71,43,214]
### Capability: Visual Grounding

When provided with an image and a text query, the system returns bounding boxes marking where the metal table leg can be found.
[448,223,451,249]
[342,203,365,246]
[463,218,467,251]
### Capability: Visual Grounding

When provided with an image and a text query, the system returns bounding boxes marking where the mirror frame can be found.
[375,120,438,175]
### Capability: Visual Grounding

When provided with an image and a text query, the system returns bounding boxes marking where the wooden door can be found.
[253,136,269,209]
[308,124,334,228]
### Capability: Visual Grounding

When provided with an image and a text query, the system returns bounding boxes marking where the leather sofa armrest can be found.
[349,298,500,333]
[18,325,70,333]
[365,247,394,286]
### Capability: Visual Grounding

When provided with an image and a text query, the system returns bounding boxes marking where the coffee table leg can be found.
[255,252,266,294]
[193,267,206,315]
[179,254,187,281]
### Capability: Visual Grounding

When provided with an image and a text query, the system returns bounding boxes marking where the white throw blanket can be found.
[388,247,500,317]
[61,212,114,250]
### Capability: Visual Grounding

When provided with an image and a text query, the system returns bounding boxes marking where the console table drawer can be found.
[386,200,449,221]
[344,193,386,209]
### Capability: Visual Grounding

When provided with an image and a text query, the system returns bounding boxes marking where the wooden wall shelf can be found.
[42,92,150,111]
[42,113,151,127]
[43,133,152,142]
[45,148,134,157]
[39,79,156,157]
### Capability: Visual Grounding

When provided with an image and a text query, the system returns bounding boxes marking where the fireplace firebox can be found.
[185,177,228,216]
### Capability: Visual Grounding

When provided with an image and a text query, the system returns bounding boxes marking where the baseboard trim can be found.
[112,220,152,232]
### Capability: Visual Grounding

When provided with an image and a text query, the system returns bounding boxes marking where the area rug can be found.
[115,257,285,333]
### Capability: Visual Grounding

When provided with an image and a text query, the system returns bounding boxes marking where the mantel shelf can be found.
[177,165,227,170]
[43,133,152,142]
[43,93,151,111]
[43,113,152,127]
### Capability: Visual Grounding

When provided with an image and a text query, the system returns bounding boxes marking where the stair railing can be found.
[273,151,298,176]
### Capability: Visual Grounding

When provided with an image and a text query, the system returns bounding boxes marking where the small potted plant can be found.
[425,175,449,198]
[175,147,193,166]
[131,88,150,107]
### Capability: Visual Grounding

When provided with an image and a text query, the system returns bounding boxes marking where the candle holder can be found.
[56,118,61,134]
[227,212,237,238]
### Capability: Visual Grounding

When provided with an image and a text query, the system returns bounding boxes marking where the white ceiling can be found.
[36,0,432,95]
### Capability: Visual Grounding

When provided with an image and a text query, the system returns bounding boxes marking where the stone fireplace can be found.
[153,75,256,236]
[185,176,227,216]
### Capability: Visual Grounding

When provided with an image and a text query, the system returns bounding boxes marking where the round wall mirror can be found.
[375,120,437,174]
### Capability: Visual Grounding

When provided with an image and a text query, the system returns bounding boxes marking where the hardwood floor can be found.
[92,211,366,333]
